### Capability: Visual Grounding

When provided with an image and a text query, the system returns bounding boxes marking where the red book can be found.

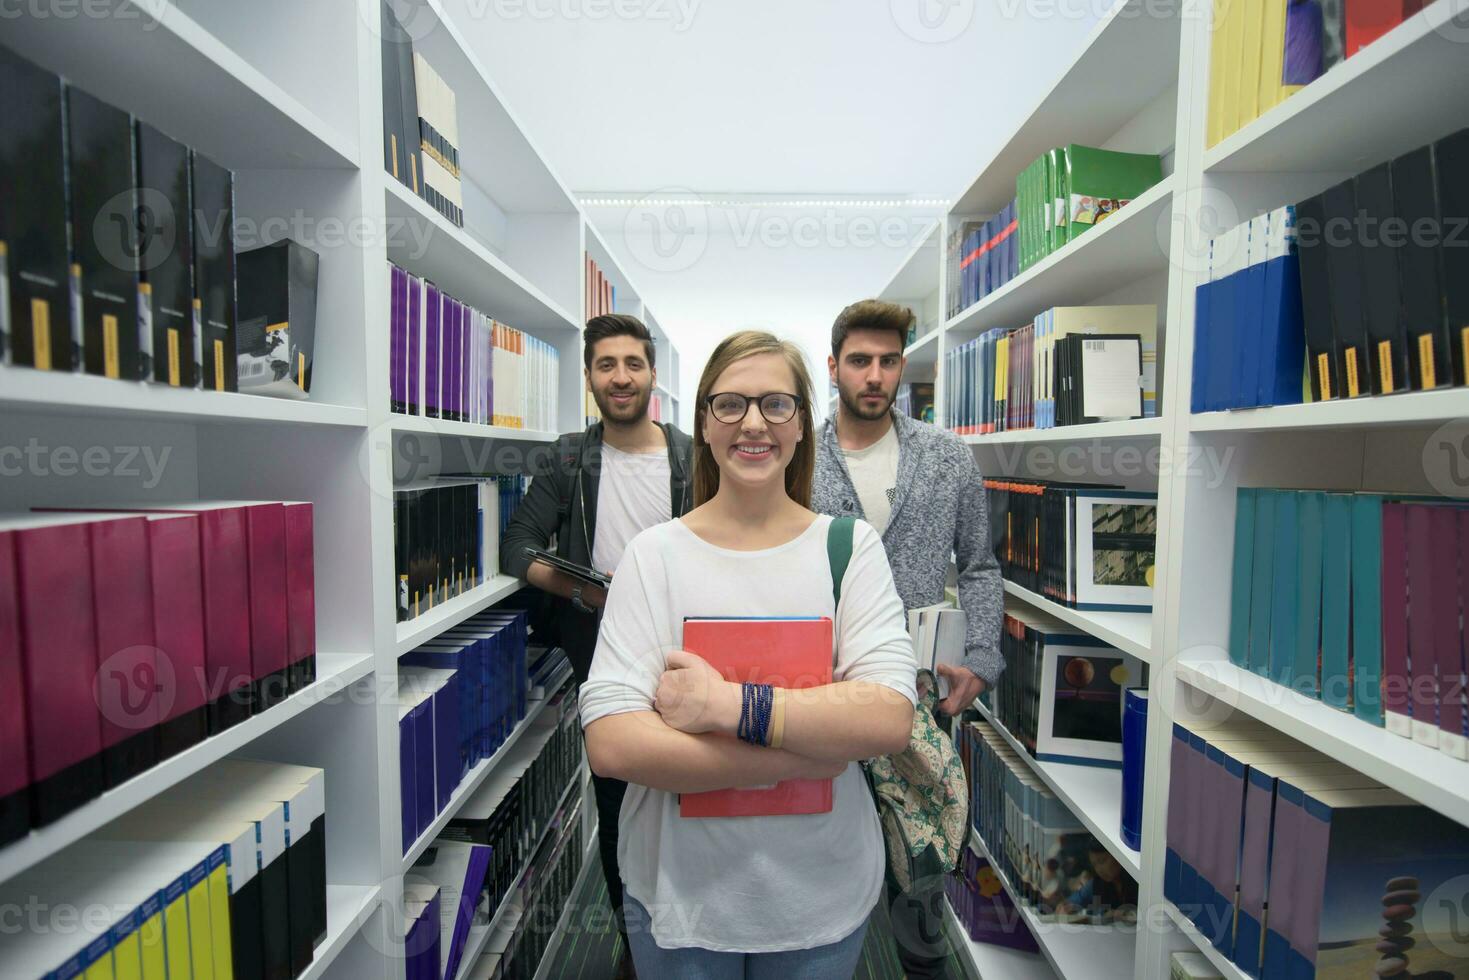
[1433,507,1467,754]
[1404,504,1438,744]
[283,502,317,693]
[8,515,107,824]
[1344,0,1407,57]
[1380,503,1411,737]
[237,501,289,708]
[679,617,834,818]
[87,515,161,788]
[0,528,31,844]
[144,513,210,760]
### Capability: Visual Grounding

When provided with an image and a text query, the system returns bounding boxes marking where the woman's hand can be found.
[654,650,740,735]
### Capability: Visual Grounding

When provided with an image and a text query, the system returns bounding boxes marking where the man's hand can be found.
[936,664,987,716]
[579,582,608,609]
[654,650,739,734]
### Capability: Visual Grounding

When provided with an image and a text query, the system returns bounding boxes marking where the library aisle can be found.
[2,0,1468,979]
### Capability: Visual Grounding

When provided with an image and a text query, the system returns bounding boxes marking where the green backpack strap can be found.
[826,516,856,606]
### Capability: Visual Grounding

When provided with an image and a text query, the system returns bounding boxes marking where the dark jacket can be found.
[501,420,694,679]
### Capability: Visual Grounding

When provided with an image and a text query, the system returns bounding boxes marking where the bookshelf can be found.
[0,1,681,977]
[869,0,1469,974]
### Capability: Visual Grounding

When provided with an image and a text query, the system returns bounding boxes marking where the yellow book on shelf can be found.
[184,861,216,980]
[162,877,194,980]
[1207,0,1232,147]
[204,853,235,980]
[137,898,168,980]
[1219,0,1248,142]
[1258,0,1289,113]
[1239,0,1266,128]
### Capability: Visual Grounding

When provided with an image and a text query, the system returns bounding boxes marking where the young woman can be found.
[580,330,917,978]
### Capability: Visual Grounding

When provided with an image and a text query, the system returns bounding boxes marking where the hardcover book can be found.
[135,122,196,388]
[236,239,319,399]
[190,150,236,392]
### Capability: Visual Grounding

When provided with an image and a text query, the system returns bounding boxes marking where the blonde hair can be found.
[693,331,817,508]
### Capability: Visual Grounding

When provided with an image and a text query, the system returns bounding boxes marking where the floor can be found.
[542,850,970,979]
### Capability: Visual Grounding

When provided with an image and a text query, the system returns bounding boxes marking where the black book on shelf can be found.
[1354,162,1409,396]
[1321,177,1371,398]
[236,238,319,399]
[135,121,197,388]
[380,0,406,183]
[1294,192,1339,401]
[1433,128,1469,388]
[0,44,71,371]
[191,150,236,391]
[395,12,423,196]
[1075,333,1143,424]
[395,491,410,623]
[67,86,142,381]
[1390,144,1450,391]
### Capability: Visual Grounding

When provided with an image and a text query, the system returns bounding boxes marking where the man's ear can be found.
[827,353,838,384]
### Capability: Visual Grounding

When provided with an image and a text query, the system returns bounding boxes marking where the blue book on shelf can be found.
[1269,490,1300,688]
[1257,253,1306,408]
[1120,688,1148,851]
[1164,723,1189,904]
[1248,490,1277,677]
[1238,254,1269,409]
[1209,270,1240,412]
[1229,488,1258,669]
[1294,491,1325,698]
[1191,280,1214,413]
[1350,494,1385,726]
[1319,493,1353,711]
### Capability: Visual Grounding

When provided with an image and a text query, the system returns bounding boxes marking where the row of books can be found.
[983,600,1147,768]
[467,782,585,980]
[583,253,617,426]
[1,503,317,847]
[946,203,1020,317]
[895,382,935,423]
[958,719,1140,923]
[1016,145,1163,273]
[1,758,327,980]
[1206,0,1424,149]
[1164,717,1469,978]
[388,263,560,430]
[392,478,514,623]
[945,304,1158,435]
[398,607,533,854]
[943,848,1041,955]
[1228,488,1469,760]
[986,479,1158,611]
[381,1,464,227]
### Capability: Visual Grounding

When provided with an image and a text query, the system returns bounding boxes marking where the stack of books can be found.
[958,719,1140,924]
[1,759,327,980]
[984,600,1148,767]
[1206,0,1428,148]
[945,305,1157,435]
[2,43,238,391]
[389,263,560,431]
[944,847,1041,954]
[985,479,1158,611]
[1,504,318,844]
[946,205,1019,316]
[398,607,534,854]
[381,2,464,227]
[1165,718,1469,977]
[583,253,617,425]
[1016,145,1163,272]
[392,480,502,621]
[1228,488,1469,759]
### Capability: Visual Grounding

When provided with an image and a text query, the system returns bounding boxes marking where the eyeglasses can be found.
[705,391,803,425]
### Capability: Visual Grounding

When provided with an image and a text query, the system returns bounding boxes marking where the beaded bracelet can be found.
[738,682,776,746]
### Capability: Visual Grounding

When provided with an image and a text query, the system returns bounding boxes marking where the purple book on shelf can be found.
[400,703,417,853]
[447,298,462,423]
[425,284,441,419]
[1284,0,1324,85]
[460,302,471,423]
[1404,505,1438,743]
[1164,724,1188,904]
[1432,506,1466,752]
[390,264,405,413]
[1381,503,1411,736]
[412,696,434,833]
[407,273,422,415]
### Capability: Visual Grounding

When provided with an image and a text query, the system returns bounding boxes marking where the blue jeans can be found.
[623,895,870,979]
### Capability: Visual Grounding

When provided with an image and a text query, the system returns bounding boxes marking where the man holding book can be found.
[813,298,1004,980]
[501,313,693,979]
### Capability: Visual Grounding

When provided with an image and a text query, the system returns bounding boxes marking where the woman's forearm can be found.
[585,711,835,793]
[773,681,913,761]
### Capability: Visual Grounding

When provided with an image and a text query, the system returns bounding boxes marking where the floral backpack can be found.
[826,517,971,893]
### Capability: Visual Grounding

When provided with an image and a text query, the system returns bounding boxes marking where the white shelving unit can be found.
[944,895,1057,980]
[0,2,680,976]
[866,0,1469,975]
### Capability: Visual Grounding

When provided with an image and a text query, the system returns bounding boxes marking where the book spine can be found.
[88,516,161,788]
[0,531,31,845]
[148,514,210,760]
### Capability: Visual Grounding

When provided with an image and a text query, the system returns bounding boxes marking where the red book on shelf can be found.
[1344,0,1410,57]
[8,515,107,824]
[1380,502,1411,737]
[283,502,318,694]
[87,515,162,788]
[143,513,210,760]
[0,528,31,844]
[679,617,834,818]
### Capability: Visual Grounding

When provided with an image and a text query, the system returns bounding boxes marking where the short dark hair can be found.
[831,299,914,357]
[584,314,656,371]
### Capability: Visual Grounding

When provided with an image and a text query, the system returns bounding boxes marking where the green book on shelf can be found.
[1062,144,1163,243]
[1048,147,1068,252]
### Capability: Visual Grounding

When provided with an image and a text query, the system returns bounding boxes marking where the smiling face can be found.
[701,352,805,493]
[586,334,655,424]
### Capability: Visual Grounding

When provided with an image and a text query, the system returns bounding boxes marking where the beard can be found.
[838,383,895,421]
[592,383,652,423]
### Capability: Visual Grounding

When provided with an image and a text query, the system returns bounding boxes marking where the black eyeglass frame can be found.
[703,391,805,425]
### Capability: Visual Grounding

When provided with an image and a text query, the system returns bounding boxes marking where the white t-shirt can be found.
[579,515,917,952]
[841,421,900,536]
[591,443,672,576]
